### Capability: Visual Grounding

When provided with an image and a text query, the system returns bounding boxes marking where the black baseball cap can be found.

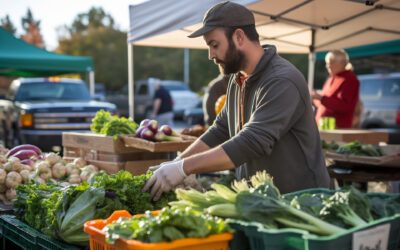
[188,1,255,38]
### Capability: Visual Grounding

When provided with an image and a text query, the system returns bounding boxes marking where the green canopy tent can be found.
[0,27,95,94]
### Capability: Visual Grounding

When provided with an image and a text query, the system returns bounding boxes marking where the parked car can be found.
[106,78,199,122]
[184,98,204,126]
[93,83,106,101]
[358,73,400,144]
[0,77,116,152]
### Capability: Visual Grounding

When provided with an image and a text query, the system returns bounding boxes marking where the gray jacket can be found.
[199,45,330,194]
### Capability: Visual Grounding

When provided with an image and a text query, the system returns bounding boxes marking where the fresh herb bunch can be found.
[91,110,138,139]
[90,109,112,133]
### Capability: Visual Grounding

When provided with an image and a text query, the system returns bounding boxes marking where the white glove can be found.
[142,158,186,201]
[148,157,181,172]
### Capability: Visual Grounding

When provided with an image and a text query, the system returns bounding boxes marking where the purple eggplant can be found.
[140,127,155,141]
[147,120,159,133]
[6,144,42,158]
[12,149,38,161]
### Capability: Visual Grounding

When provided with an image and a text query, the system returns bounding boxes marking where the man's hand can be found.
[142,158,186,201]
[148,157,181,172]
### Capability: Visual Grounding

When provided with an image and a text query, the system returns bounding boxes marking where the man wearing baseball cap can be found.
[143,1,330,201]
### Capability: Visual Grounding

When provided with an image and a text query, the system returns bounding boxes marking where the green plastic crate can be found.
[0,214,40,250]
[229,188,400,250]
[0,214,82,250]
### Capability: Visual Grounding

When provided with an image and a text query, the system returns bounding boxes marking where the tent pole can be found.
[184,48,189,84]
[307,52,315,91]
[128,42,134,118]
[89,71,95,97]
[307,28,316,92]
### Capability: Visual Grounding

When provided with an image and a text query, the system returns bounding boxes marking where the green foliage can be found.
[90,109,112,133]
[370,194,400,219]
[104,207,231,244]
[91,110,138,139]
[21,8,40,33]
[336,140,385,156]
[321,139,339,150]
[56,7,127,92]
[91,170,176,215]
[14,171,177,246]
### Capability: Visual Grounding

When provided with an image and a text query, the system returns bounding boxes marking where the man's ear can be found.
[233,29,245,47]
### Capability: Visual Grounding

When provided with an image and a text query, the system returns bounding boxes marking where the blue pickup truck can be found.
[0,77,116,152]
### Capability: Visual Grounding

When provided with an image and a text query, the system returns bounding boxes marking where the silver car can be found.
[359,73,400,144]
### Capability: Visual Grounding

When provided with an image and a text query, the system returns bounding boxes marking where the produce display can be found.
[103,207,231,244]
[91,110,183,142]
[135,119,183,142]
[0,144,100,204]
[91,109,138,139]
[13,170,176,246]
[321,139,339,150]
[171,171,400,236]
[336,140,385,157]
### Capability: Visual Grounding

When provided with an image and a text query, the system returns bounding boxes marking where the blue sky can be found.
[0,0,148,50]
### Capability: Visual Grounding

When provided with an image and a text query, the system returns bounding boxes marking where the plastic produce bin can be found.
[229,188,400,250]
[84,210,233,250]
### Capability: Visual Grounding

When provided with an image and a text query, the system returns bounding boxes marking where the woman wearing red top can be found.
[312,49,360,128]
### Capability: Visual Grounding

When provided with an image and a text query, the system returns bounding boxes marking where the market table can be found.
[328,164,400,183]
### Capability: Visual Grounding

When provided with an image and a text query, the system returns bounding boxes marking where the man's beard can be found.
[215,39,245,75]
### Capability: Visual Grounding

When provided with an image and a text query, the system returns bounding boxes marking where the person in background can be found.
[143,1,330,201]
[151,82,174,126]
[203,74,230,126]
[312,49,360,128]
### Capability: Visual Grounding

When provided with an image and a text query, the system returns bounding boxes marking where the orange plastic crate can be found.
[84,210,234,250]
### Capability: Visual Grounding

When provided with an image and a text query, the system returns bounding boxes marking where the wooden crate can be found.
[62,132,170,175]
[63,146,169,175]
[62,132,143,153]
[319,129,388,145]
[119,134,197,152]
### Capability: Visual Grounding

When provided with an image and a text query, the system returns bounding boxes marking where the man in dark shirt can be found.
[203,74,229,126]
[152,83,174,126]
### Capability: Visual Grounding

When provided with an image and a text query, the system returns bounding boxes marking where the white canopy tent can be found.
[127,0,400,118]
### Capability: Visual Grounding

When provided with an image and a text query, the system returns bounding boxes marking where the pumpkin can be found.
[215,94,226,115]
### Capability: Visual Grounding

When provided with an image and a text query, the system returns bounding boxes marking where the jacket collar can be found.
[234,44,277,87]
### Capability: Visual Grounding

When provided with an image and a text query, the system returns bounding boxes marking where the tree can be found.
[56,7,127,92]
[20,8,44,48]
[1,15,16,34]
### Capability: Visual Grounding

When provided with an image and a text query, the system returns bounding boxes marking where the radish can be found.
[135,126,146,137]
[140,127,155,141]
[147,120,158,133]
[159,125,178,136]
[6,144,42,158]
[154,131,183,142]
[139,119,151,127]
